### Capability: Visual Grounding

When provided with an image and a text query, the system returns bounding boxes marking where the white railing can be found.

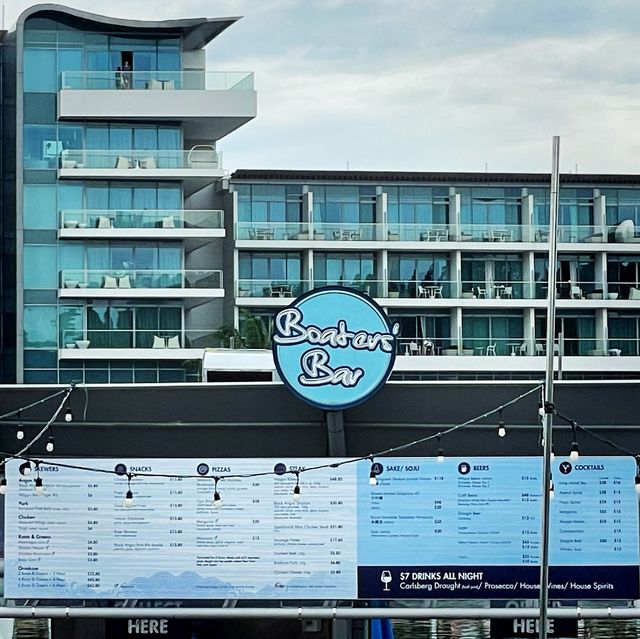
[60,269,222,290]
[60,147,222,170]
[60,209,223,230]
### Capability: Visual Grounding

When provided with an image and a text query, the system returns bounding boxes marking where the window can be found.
[236,184,303,222]
[24,245,57,289]
[386,186,448,226]
[463,311,524,355]
[24,306,57,348]
[388,253,450,298]
[459,187,521,226]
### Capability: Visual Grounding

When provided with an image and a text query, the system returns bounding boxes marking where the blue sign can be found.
[272,287,399,410]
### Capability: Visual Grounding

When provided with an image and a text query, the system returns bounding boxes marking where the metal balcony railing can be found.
[60,209,223,230]
[60,269,222,290]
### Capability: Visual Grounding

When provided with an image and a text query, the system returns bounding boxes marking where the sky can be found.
[6,0,640,174]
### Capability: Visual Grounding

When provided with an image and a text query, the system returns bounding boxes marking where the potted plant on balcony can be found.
[213,324,244,349]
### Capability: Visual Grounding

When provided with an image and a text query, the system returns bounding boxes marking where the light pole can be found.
[539,136,560,639]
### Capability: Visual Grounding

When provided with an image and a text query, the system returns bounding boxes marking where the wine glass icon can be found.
[380,570,392,592]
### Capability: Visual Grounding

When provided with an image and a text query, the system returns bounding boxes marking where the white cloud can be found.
[7,0,640,173]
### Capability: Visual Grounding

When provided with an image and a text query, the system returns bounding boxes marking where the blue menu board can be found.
[357,456,639,599]
[3,456,638,599]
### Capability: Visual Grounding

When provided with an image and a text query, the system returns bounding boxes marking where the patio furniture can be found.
[167,335,181,348]
[570,285,583,299]
[476,286,486,298]
[486,343,497,356]
[152,335,166,348]
[187,145,218,168]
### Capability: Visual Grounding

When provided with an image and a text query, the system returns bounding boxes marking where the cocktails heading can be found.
[272,288,399,410]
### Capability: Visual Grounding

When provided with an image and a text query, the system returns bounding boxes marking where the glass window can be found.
[24,245,57,288]
[24,47,56,91]
[23,125,58,169]
[59,306,83,347]
[24,185,57,229]
[24,306,57,348]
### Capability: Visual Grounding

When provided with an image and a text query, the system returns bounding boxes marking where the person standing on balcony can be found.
[122,60,132,89]
[115,66,123,89]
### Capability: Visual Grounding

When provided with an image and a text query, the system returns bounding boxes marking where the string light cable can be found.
[0,383,544,488]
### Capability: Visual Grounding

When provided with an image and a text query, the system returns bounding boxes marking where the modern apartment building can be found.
[1,4,256,383]
[215,169,640,381]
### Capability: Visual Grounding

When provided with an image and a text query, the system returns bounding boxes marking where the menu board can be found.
[4,456,639,599]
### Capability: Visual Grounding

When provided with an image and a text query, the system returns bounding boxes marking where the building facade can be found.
[1,4,256,384]
[219,169,640,381]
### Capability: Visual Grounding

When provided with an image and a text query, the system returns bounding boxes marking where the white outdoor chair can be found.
[486,343,497,356]
[502,286,513,299]
[518,342,528,356]
[152,335,166,349]
[476,286,486,298]
[417,285,428,298]
[570,285,583,299]
[167,335,181,348]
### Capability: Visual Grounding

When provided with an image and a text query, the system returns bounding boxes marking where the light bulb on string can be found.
[46,435,55,453]
[34,463,43,495]
[635,458,640,496]
[549,477,555,500]
[0,478,7,495]
[497,409,506,438]
[436,435,444,463]
[64,404,73,422]
[292,472,301,502]
[16,411,24,440]
[124,473,134,507]
[212,477,222,509]
[550,447,555,462]
[369,457,378,486]
[569,421,579,460]
[19,461,32,476]
[569,442,579,461]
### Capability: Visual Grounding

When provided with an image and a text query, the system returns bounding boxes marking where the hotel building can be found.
[0,4,256,383]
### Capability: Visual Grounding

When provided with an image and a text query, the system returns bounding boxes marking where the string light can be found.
[124,473,133,507]
[212,477,222,508]
[569,421,580,461]
[635,459,640,496]
[497,409,506,438]
[436,435,444,463]
[0,478,6,495]
[64,404,73,423]
[16,411,24,441]
[46,435,55,453]
[292,472,301,502]
[34,463,43,495]
[368,457,377,486]
[19,461,32,476]
[549,477,555,500]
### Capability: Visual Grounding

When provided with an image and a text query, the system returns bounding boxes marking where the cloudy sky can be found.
[7,0,640,174]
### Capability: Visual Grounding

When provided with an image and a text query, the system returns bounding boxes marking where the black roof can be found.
[231,169,640,186]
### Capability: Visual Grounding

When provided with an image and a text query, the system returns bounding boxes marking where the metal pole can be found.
[0,606,638,620]
[539,136,560,639]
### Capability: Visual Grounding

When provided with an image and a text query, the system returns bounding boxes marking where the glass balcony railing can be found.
[313,280,384,297]
[460,281,532,300]
[312,223,381,241]
[396,337,449,355]
[532,225,607,243]
[60,209,223,230]
[60,329,222,350]
[60,147,222,170]
[386,224,453,242]
[236,222,311,241]
[457,224,522,242]
[236,279,308,298]
[60,70,254,91]
[387,280,455,299]
[60,269,222,290]
[534,281,604,300]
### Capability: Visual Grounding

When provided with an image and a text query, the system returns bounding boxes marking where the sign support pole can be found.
[539,136,560,639]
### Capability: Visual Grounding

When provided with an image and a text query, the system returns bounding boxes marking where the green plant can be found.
[242,315,270,349]
[213,324,244,348]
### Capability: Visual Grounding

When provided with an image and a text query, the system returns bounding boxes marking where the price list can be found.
[4,458,358,599]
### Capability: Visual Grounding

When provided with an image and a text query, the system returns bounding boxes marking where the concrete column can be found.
[303,190,313,237]
[523,307,536,356]
[451,250,462,299]
[305,249,314,293]
[452,307,463,353]
[595,252,606,295]
[379,250,388,298]
[522,251,535,300]
[522,194,534,242]
[449,188,460,240]
[594,193,607,241]
[376,190,388,241]
[596,308,606,353]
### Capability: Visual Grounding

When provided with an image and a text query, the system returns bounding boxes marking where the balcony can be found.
[58,147,225,195]
[59,269,223,304]
[235,222,384,244]
[58,71,257,139]
[237,279,308,303]
[59,329,221,360]
[59,209,224,241]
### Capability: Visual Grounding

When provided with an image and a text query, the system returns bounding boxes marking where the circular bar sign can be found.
[272,287,399,410]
